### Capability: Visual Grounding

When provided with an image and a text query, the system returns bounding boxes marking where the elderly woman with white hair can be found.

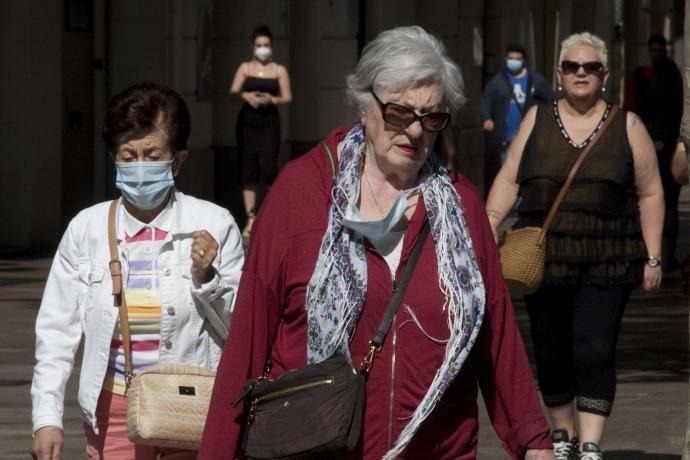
[487,32,664,459]
[199,26,554,459]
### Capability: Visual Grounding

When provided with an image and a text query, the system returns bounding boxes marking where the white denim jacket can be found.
[31,191,244,434]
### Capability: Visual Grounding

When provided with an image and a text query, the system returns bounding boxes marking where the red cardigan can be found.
[199,126,552,459]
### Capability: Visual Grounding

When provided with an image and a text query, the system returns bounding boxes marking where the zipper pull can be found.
[232,380,257,407]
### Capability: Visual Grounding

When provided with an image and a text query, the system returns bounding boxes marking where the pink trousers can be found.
[84,391,197,460]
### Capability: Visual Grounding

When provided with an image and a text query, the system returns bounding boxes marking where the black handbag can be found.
[235,221,431,460]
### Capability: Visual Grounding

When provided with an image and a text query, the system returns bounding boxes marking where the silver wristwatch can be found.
[647,256,662,268]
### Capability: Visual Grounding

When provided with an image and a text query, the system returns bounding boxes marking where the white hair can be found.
[559,32,608,67]
[346,26,466,114]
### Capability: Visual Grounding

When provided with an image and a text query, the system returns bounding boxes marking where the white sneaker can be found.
[552,429,578,460]
[579,442,603,460]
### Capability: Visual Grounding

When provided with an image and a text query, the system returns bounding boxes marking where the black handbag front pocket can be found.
[243,355,365,459]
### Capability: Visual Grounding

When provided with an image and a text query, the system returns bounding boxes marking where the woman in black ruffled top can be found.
[486,32,663,460]
[230,25,292,243]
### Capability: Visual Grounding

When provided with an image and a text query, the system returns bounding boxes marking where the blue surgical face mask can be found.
[340,186,420,244]
[115,160,175,210]
[506,58,524,74]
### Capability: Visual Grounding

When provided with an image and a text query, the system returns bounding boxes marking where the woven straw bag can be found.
[127,364,216,450]
[106,200,227,451]
[498,105,620,296]
[499,227,545,295]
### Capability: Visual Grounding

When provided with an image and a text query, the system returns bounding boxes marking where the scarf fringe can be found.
[383,314,482,459]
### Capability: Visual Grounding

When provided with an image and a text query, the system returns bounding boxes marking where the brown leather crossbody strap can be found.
[538,105,620,246]
[108,200,122,295]
[108,199,134,390]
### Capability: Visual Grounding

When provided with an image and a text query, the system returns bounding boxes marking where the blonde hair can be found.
[559,32,608,67]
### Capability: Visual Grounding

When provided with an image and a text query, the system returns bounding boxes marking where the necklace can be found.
[553,99,611,149]
[362,168,385,217]
[256,61,272,77]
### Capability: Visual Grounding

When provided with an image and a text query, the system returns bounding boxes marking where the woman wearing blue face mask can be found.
[31,82,244,460]
[201,26,554,460]
[229,24,292,245]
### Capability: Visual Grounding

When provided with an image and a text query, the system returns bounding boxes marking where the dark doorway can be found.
[61,9,95,226]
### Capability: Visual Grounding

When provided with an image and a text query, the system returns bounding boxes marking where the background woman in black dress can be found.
[230,25,292,243]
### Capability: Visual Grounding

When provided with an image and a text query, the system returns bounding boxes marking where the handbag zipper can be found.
[255,378,334,403]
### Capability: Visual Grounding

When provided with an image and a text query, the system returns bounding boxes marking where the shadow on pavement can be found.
[606,451,680,460]
[615,274,689,384]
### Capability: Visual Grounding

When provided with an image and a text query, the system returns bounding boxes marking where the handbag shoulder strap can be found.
[108,199,135,389]
[538,104,619,245]
[361,220,430,374]
[320,140,337,183]
[108,200,122,296]
[506,71,528,117]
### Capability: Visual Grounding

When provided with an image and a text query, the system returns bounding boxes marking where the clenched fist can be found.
[190,230,219,288]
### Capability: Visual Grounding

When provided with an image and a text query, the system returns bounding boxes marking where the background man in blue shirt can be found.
[481,43,554,193]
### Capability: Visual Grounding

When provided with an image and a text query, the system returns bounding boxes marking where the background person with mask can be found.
[30,82,244,459]
[229,24,292,245]
[481,43,554,194]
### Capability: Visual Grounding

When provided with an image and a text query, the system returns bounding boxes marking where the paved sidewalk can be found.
[1,189,688,459]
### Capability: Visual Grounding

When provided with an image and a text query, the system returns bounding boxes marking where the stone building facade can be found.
[0,0,682,252]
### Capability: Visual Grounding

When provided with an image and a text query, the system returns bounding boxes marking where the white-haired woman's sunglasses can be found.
[371,91,450,132]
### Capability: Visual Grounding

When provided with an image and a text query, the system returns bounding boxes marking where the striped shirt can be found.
[103,208,170,395]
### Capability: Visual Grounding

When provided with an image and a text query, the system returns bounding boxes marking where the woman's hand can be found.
[242,91,260,109]
[525,449,556,460]
[191,230,219,288]
[641,264,662,292]
[31,426,63,460]
[255,91,270,107]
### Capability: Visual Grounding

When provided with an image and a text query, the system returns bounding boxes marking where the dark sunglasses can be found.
[560,60,604,75]
[371,91,450,132]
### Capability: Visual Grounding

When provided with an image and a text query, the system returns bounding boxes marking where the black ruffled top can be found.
[514,101,646,286]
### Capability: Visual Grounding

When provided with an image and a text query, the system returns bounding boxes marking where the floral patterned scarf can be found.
[305,124,485,459]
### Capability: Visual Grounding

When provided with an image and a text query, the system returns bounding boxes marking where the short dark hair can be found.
[648,33,667,47]
[252,25,272,42]
[102,82,191,154]
[506,43,526,58]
